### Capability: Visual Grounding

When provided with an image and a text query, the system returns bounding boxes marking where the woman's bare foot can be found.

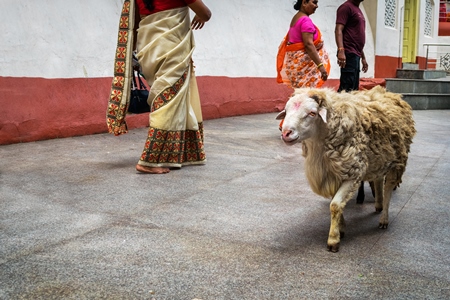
[136,164,170,174]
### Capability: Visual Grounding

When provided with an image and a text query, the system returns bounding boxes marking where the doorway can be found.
[402,0,419,63]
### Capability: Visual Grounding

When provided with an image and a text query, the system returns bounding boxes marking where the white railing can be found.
[423,43,450,71]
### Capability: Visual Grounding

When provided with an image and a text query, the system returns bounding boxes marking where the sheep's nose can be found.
[281,129,299,144]
[282,130,293,139]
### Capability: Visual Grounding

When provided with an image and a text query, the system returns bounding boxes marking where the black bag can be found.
[128,71,150,114]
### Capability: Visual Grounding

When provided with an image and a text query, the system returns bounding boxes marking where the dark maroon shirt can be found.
[336,1,366,57]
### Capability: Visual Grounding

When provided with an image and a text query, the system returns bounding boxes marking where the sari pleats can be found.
[136,7,206,168]
[107,3,206,168]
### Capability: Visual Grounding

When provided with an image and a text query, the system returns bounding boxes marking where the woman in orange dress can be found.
[277,0,330,89]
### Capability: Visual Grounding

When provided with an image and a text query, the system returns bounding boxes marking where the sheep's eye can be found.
[308,112,317,117]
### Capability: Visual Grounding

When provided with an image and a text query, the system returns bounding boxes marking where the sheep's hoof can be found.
[327,243,340,253]
[340,231,345,239]
[356,196,364,204]
[375,207,383,213]
[378,222,389,229]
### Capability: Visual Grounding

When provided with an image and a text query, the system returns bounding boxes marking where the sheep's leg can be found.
[369,181,375,197]
[339,213,346,239]
[356,181,365,204]
[379,172,397,229]
[373,178,385,212]
[327,180,360,252]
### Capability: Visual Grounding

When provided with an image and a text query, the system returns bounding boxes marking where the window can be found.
[384,0,397,28]
[425,0,433,36]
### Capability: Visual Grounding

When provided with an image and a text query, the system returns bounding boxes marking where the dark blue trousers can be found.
[338,52,361,92]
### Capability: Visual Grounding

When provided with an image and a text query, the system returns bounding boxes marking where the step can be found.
[396,69,447,80]
[402,63,419,70]
[385,78,450,94]
[400,93,450,110]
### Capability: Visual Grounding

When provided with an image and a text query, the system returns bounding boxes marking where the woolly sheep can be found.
[276,86,416,252]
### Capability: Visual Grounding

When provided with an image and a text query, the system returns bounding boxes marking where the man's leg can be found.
[338,53,360,92]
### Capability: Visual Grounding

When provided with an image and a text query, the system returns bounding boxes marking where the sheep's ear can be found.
[276,110,286,120]
[318,108,327,123]
[310,93,326,123]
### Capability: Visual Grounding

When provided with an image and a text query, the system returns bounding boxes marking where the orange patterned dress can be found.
[277,27,330,88]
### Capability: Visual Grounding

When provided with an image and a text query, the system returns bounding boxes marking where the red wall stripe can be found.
[1,76,300,145]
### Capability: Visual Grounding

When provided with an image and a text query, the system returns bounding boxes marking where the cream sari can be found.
[107,0,206,168]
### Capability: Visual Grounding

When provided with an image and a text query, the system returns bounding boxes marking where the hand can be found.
[337,52,346,69]
[319,65,328,81]
[361,58,368,73]
[191,15,206,30]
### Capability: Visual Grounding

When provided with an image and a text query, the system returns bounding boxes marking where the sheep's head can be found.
[276,89,328,145]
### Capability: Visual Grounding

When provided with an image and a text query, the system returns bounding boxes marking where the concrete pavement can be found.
[1,110,450,299]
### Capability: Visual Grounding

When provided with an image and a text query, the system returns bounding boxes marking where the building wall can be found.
[437,0,450,69]
[371,0,404,78]
[417,0,450,70]
[416,0,438,68]
[0,0,377,145]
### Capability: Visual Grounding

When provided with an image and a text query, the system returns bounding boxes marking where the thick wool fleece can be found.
[299,86,416,199]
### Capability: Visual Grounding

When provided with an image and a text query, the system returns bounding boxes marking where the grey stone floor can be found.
[1,110,450,299]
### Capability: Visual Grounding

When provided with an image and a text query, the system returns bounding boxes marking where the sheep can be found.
[276,86,416,252]
[356,181,373,204]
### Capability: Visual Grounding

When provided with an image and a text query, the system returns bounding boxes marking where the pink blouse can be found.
[288,16,318,44]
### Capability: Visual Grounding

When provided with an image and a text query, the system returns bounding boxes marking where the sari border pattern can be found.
[106,0,134,136]
[139,122,206,166]
[152,69,189,112]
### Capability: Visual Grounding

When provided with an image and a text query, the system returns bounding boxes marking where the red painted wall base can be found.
[1,76,384,145]
[0,76,295,145]
[375,55,402,78]
[416,56,437,70]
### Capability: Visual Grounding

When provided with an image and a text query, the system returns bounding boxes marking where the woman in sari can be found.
[277,0,330,89]
[107,0,212,174]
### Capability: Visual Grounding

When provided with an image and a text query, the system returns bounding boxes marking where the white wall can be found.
[417,0,438,58]
[373,0,405,59]
[0,0,375,79]
[435,0,450,69]
[192,0,376,78]
[416,0,450,66]
[1,0,124,78]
